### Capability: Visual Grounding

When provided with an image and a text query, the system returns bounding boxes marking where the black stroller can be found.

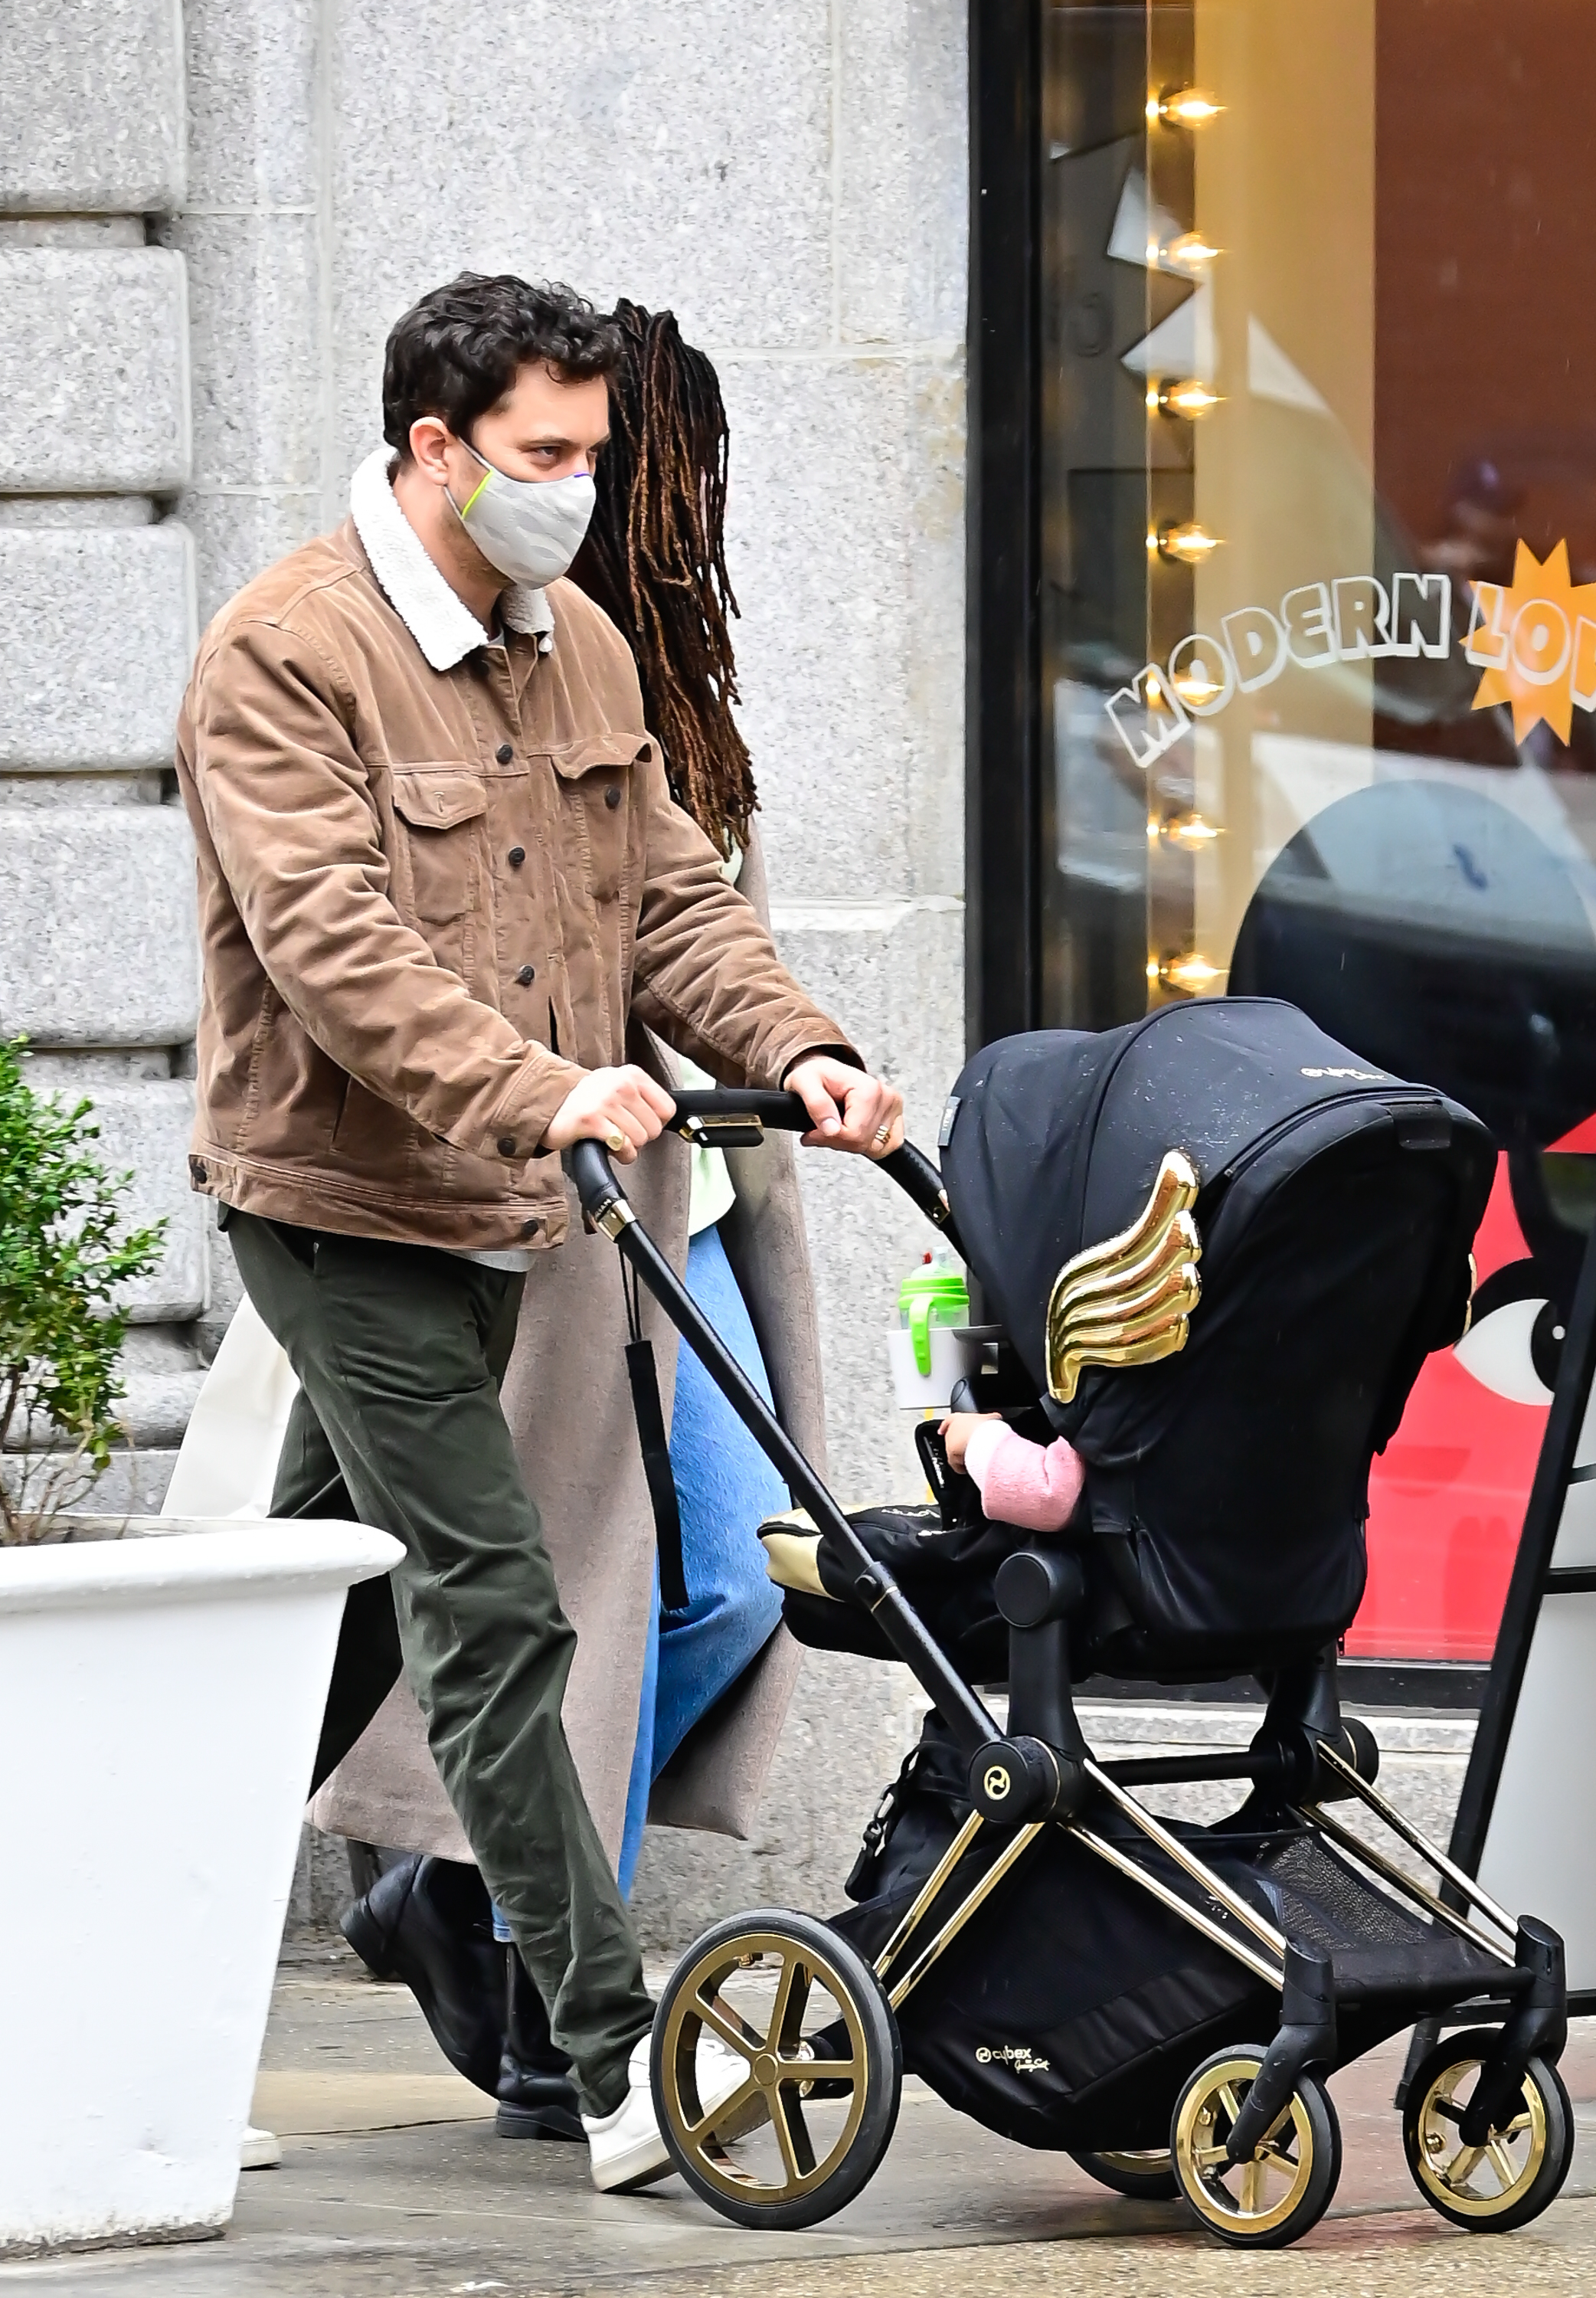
[567,997,1571,2248]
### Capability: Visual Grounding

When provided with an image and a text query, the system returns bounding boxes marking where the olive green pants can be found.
[227,1211,654,2117]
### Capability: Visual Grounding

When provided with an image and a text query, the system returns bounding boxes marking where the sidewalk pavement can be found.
[5,1942,1596,2298]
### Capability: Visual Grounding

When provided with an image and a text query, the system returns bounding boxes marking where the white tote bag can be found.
[161,1297,300,1521]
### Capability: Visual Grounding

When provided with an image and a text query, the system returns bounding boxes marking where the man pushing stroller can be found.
[175,271,902,2194]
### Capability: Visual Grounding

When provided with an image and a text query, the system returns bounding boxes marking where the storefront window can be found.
[1038,0,1596,1661]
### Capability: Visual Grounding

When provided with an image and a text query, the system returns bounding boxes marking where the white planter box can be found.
[0,1514,401,2255]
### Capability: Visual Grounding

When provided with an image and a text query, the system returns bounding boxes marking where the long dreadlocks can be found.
[569,300,757,857]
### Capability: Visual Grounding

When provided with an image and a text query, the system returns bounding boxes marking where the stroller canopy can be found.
[941,999,1491,1404]
[939,1000,1496,1657]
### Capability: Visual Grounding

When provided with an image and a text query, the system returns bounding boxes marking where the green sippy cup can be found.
[898,1246,970,1378]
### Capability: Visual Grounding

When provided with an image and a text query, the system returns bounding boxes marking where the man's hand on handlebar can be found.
[542,1066,676,1163]
[783,1054,905,1159]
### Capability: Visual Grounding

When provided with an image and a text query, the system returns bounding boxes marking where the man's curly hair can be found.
[382,273,622,458]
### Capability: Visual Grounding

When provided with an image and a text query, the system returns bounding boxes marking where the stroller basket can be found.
[831,1717,1512,2154]
[564,1024,1568,2248]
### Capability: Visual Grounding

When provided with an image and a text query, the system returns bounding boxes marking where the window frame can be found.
[965,0,1493,1707]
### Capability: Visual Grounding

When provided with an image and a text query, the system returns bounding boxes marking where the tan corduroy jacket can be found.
[175,493,851,1254]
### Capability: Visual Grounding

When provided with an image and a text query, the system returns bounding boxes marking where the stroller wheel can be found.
[650,1907,901,2230]
[1171,2046,1341,2247]
[1070,2148,1179,2201]
[1401,2025,1571,2232]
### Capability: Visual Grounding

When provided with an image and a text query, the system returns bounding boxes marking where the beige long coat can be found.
[307,830,820,1865]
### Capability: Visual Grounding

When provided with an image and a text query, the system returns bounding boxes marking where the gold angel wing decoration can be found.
[1047,1149,1202,1403]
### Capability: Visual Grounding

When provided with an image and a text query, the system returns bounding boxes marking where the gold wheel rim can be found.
[1093,2149,1172,2175]
[658,1929,871,2207]
[1173,2057,1316,2237]
[1413,2056,1548,2218]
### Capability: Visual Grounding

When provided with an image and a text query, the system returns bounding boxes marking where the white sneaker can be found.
[240,2124,281,2171]
[584,2031,749,2194]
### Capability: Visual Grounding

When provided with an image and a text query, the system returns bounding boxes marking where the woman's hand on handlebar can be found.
[541,1066,676,1163]
[783,1054,905,1157]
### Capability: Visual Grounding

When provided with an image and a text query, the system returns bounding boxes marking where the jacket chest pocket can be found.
[390,768,489,976]
[550,733,649,907]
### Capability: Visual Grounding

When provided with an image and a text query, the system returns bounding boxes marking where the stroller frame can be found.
[567,1092,1568,2243]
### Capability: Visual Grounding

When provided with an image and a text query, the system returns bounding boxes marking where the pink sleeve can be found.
[962,1423,1084,1533]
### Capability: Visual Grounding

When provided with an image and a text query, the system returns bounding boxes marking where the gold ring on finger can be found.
[606,1130,626,1152]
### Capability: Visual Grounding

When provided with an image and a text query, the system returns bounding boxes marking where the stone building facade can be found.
[0,1,967,1943]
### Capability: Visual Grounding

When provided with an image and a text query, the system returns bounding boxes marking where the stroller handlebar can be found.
[877,1139,964,1252]
[567,1137,634,1235]
[561,1124,999,1758]
[666,1087,813,1134]
[566,1089,965,1256]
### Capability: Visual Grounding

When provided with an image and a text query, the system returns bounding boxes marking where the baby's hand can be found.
[937,1410,1002,1473]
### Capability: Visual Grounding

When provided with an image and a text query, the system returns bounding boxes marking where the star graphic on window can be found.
[1466,538,1596,746]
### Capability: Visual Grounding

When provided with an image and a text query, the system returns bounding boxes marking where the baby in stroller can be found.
[564,997,1571,2251]
[940,1408,1083,1529]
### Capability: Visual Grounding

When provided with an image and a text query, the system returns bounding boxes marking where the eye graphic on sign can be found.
[1454,1248,1572,1406]
[1454,1293,1559,1406]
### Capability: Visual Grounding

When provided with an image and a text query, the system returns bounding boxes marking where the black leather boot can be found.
[341,1852,504,2099]
[495,1945,584,2140]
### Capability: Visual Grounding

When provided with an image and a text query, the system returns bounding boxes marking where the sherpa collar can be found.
[348,447,555,673]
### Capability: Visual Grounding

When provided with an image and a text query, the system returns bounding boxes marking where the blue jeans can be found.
[617,1223,787,1895]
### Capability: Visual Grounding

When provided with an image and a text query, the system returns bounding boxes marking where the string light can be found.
[1164,231,1221,276]
[1150,87,1224,128]
[1138,668,1186,728]
[1172,666,1223,708]
[1156,812,1223,848]
[1158,953,1223,994]
[1153,522,1223,565]
[1150,378,1222,420]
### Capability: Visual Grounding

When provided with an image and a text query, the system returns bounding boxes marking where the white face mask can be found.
[450,442,596,588]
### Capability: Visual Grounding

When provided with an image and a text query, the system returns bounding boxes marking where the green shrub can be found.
[0,1040,165,1541]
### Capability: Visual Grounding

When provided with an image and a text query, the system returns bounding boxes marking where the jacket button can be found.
[498,1136,518,1157]
[515,964,536,986]
[604,784,622,810]
[496,743,514,764]
[521,1217,542,1239]
[507,846,525,867]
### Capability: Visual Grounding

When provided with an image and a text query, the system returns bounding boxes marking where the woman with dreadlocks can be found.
[568,300,792,1882]
[571,300,757,861]
[312,305,828,2146]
